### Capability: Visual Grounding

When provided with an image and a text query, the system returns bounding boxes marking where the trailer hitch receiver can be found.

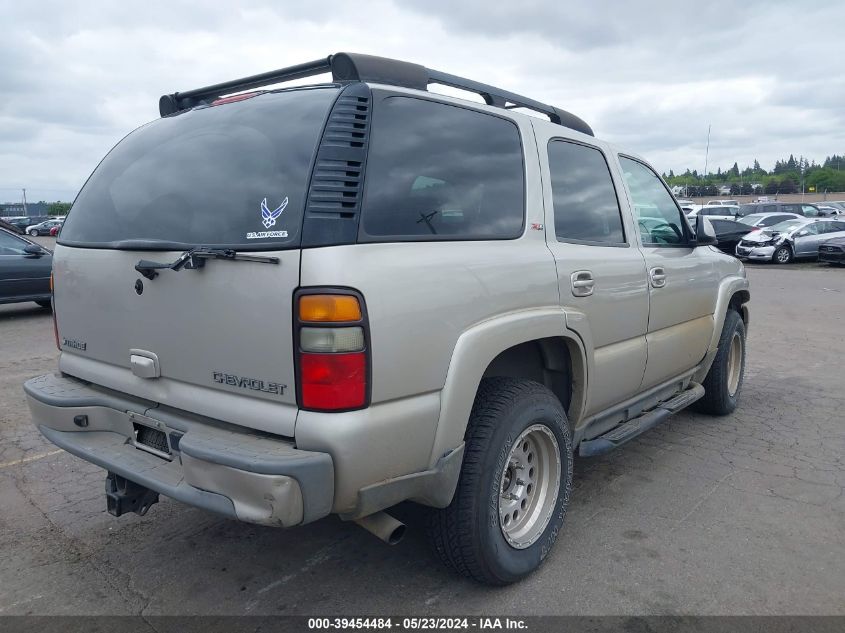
[106,472,159,517]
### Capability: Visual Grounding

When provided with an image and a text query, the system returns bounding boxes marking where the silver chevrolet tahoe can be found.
[25,53,749,585]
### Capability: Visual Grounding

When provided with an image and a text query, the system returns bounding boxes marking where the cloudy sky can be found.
[2,0,843,203]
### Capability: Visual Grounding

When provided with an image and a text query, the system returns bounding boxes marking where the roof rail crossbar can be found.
[159,56,332,116]
[159,52,594,137]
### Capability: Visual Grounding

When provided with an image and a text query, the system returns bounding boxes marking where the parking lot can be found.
[1,241,843,616]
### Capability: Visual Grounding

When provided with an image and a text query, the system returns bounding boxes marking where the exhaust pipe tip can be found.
[354,511,406,545]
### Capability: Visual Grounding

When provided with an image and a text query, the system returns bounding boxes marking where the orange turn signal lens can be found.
[299,294,362,323]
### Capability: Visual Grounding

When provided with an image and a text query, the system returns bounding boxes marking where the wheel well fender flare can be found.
[427,308,588,468]
[694,276,749,381]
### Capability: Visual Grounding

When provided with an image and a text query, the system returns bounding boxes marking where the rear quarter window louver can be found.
[301,83,372,247]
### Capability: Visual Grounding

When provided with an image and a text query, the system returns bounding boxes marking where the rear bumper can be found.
[24,373,334,527]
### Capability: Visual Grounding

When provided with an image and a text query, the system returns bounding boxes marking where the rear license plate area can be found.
[128,412,173,460]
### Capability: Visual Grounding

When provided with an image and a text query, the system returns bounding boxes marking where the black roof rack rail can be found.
[159,52,594,137]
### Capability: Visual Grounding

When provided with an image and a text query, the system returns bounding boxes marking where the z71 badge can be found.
[212,371,286,396]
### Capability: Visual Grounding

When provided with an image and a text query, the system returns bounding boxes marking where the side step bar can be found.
[579,382,705,457]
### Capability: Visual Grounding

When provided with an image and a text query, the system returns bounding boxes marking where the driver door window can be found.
[0,231,29,255]
[618,156,690,246]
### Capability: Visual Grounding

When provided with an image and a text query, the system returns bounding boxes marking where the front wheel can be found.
[694,309,746,415]
[427,377,573,585]
[773,245,792,264]
[28,229,38,236]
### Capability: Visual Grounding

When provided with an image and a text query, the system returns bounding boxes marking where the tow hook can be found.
[105,472,159,517]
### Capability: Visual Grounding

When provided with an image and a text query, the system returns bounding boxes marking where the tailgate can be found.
[54,245,300,436]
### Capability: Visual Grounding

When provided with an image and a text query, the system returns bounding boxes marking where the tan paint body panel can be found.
[53,245,300,436]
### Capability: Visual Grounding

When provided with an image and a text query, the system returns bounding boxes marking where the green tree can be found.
[47,201,71,215]
[779,178,797,194]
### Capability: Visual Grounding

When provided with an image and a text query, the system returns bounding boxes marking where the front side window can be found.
[0,231,29,255]
[547,140,625,245]
[619,156,689,246]
[360,96,524,241]
[802,205,821,217]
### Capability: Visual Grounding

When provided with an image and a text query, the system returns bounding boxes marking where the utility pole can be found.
[703,124,711,198]
[22,188,28,215]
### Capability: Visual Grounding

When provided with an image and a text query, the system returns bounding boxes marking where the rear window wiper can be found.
[135,247,279,280]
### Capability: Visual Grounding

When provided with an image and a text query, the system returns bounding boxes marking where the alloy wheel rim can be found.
[777,249,789,263]
[498,424,561,549]
[726,332,743,397]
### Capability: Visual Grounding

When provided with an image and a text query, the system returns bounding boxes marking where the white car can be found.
[688,205,741,221]
[706,200,739,207]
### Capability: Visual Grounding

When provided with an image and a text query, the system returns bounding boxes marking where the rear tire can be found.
[693,309,745,416]
[773,245,792,264]
[427,377,572,585]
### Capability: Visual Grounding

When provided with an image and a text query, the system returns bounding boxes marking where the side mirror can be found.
[796,230,809,237]
[23,244,44,257]
[695,216,718,246]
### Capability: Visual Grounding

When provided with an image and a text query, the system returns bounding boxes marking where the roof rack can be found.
[158,52,594,137]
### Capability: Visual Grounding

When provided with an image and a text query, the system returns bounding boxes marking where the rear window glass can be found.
[360,96,524,241]
[738,213,763,225]
[548,140,625,245]
[59,88,338,250]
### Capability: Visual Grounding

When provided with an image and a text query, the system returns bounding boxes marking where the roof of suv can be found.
[158,52,595,137]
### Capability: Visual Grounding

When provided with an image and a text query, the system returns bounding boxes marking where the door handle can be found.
[571,270,594,297]
[649,267,667,288]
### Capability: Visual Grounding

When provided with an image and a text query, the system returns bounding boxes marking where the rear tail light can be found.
[50,272,59,351]
[296,291,369,411]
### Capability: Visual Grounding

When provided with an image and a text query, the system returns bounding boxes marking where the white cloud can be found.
[1,0,843,202]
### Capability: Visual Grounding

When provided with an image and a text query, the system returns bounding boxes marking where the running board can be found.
[578,382,705,457]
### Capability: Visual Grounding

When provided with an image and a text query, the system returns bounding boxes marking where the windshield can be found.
[59,87,338,250]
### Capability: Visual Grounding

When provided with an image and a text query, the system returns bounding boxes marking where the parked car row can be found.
[685,201,842,222]
[732,217,845,264]
[1,215,66,235]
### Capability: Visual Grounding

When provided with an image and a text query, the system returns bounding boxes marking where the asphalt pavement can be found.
[1,247,843,616]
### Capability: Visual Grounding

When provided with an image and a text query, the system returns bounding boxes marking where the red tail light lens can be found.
[300,353,366,410]
[295,289,370,412]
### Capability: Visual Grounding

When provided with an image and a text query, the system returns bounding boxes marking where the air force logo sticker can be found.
[247,197,289,239]
[261,197,288,228]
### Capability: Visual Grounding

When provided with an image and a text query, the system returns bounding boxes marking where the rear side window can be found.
[548,140,625,245]
[60,88,339,250]
[360,96,524,241]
